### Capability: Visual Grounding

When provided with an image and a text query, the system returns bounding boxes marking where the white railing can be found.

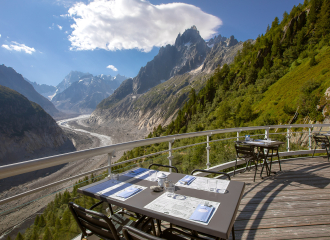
[0,123,329,205]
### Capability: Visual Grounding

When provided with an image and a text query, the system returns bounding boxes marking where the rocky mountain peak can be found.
[175,25,203,49]
[225,35,239,47]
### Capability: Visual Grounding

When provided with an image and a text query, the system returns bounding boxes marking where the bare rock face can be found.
[0,64,60,117]
[92,27,244,134]
[52,73,127,114]
[202,36,244,73]
[0,86,75,191]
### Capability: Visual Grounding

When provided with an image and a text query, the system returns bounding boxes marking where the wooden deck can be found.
[230,156,330,240]
[80,156,330,240]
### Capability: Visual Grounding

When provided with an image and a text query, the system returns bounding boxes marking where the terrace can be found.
[1,124,330,239]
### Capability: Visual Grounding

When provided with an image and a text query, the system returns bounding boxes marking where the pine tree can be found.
[38,215,46,227]
[34,215,40,226]
[309,0,322,24]
[55,218,61,231]
[42,227,52,240]
[317,0,330,37]
[310,55,317,66]
[14,233,24,240]
[271,17,279,29]
[30,228,39,240]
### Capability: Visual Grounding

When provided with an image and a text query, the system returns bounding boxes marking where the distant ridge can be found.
[0,64,60,117]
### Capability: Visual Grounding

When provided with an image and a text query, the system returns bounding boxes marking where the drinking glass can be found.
[149,170,158,182]
[166,186,175,197]
[208,179,217,192]
[111,173,119,183]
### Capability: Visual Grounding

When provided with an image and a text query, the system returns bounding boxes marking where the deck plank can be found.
[230,157,330,240]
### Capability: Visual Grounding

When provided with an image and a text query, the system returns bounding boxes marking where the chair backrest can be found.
[235,144,255,159]
[190,169,231,180]
[313,135,329,145]
[122,225,164,240]
[68,202,120,240]
[148,163,178,173]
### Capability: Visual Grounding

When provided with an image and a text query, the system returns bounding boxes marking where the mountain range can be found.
[52,73,127,113]
[90,26,245,131]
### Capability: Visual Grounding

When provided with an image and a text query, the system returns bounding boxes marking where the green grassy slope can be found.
[255,46,330,123]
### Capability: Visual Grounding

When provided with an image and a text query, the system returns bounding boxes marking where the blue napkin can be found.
[189,204,214,223]
[179,175,196,185]
[116,187,140,198]
[129,168,146,175]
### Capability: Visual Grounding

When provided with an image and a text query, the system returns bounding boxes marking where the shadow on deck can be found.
[73,156,330,240]
[231,156,330,239]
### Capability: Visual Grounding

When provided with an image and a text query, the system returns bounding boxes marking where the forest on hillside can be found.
[9,0,330,239]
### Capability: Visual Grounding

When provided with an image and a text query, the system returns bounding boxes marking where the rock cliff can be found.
[0,85,75,191]
[0,65,60,117]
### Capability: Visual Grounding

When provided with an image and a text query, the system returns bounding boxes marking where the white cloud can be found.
[67,0,222,52]
[57,25,63,30]
[1,41,36,54]
[0,34,1,38]
[106,65,118,71]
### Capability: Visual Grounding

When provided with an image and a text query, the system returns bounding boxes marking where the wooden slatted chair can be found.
[312,134,330,161]
[68,202,156,240]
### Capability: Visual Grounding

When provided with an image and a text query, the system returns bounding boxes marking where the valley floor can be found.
[0,115,147,239]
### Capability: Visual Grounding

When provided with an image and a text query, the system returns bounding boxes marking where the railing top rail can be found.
[1,123,329,180]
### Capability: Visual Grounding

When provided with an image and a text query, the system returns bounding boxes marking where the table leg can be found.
[260,147,271,178]
[156,219,162,236]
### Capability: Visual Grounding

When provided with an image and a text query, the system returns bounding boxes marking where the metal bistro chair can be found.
[234,142,259,182]
[312,134,330,161]
[68,202,156,240]
[123,225,208,240]
[148,163,179,173]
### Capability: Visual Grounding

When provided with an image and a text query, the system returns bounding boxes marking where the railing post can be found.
[287,128,290,152]
[168,139,175,173]
[206,134,212,169]
[237,131,240,141]
[107,152,112,178]
[265,128,270,139]
[309,127,312,150]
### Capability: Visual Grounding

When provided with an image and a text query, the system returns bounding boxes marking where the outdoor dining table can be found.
[241,140,284,178]
[77,168,245,239]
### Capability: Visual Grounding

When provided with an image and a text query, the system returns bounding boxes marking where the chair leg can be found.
[260,160,265,178]
[254,162,257,182]
[232,225,235,240]
[277,153,282,171]
[108,203,114,215]
[269,150,273,173]
[234,159,238,176]
[312,146,316,158]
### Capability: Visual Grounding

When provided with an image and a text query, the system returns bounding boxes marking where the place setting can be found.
[175,174,230,194]
[145,183,220,225]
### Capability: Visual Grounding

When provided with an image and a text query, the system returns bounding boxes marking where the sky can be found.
[0,0,304,86]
